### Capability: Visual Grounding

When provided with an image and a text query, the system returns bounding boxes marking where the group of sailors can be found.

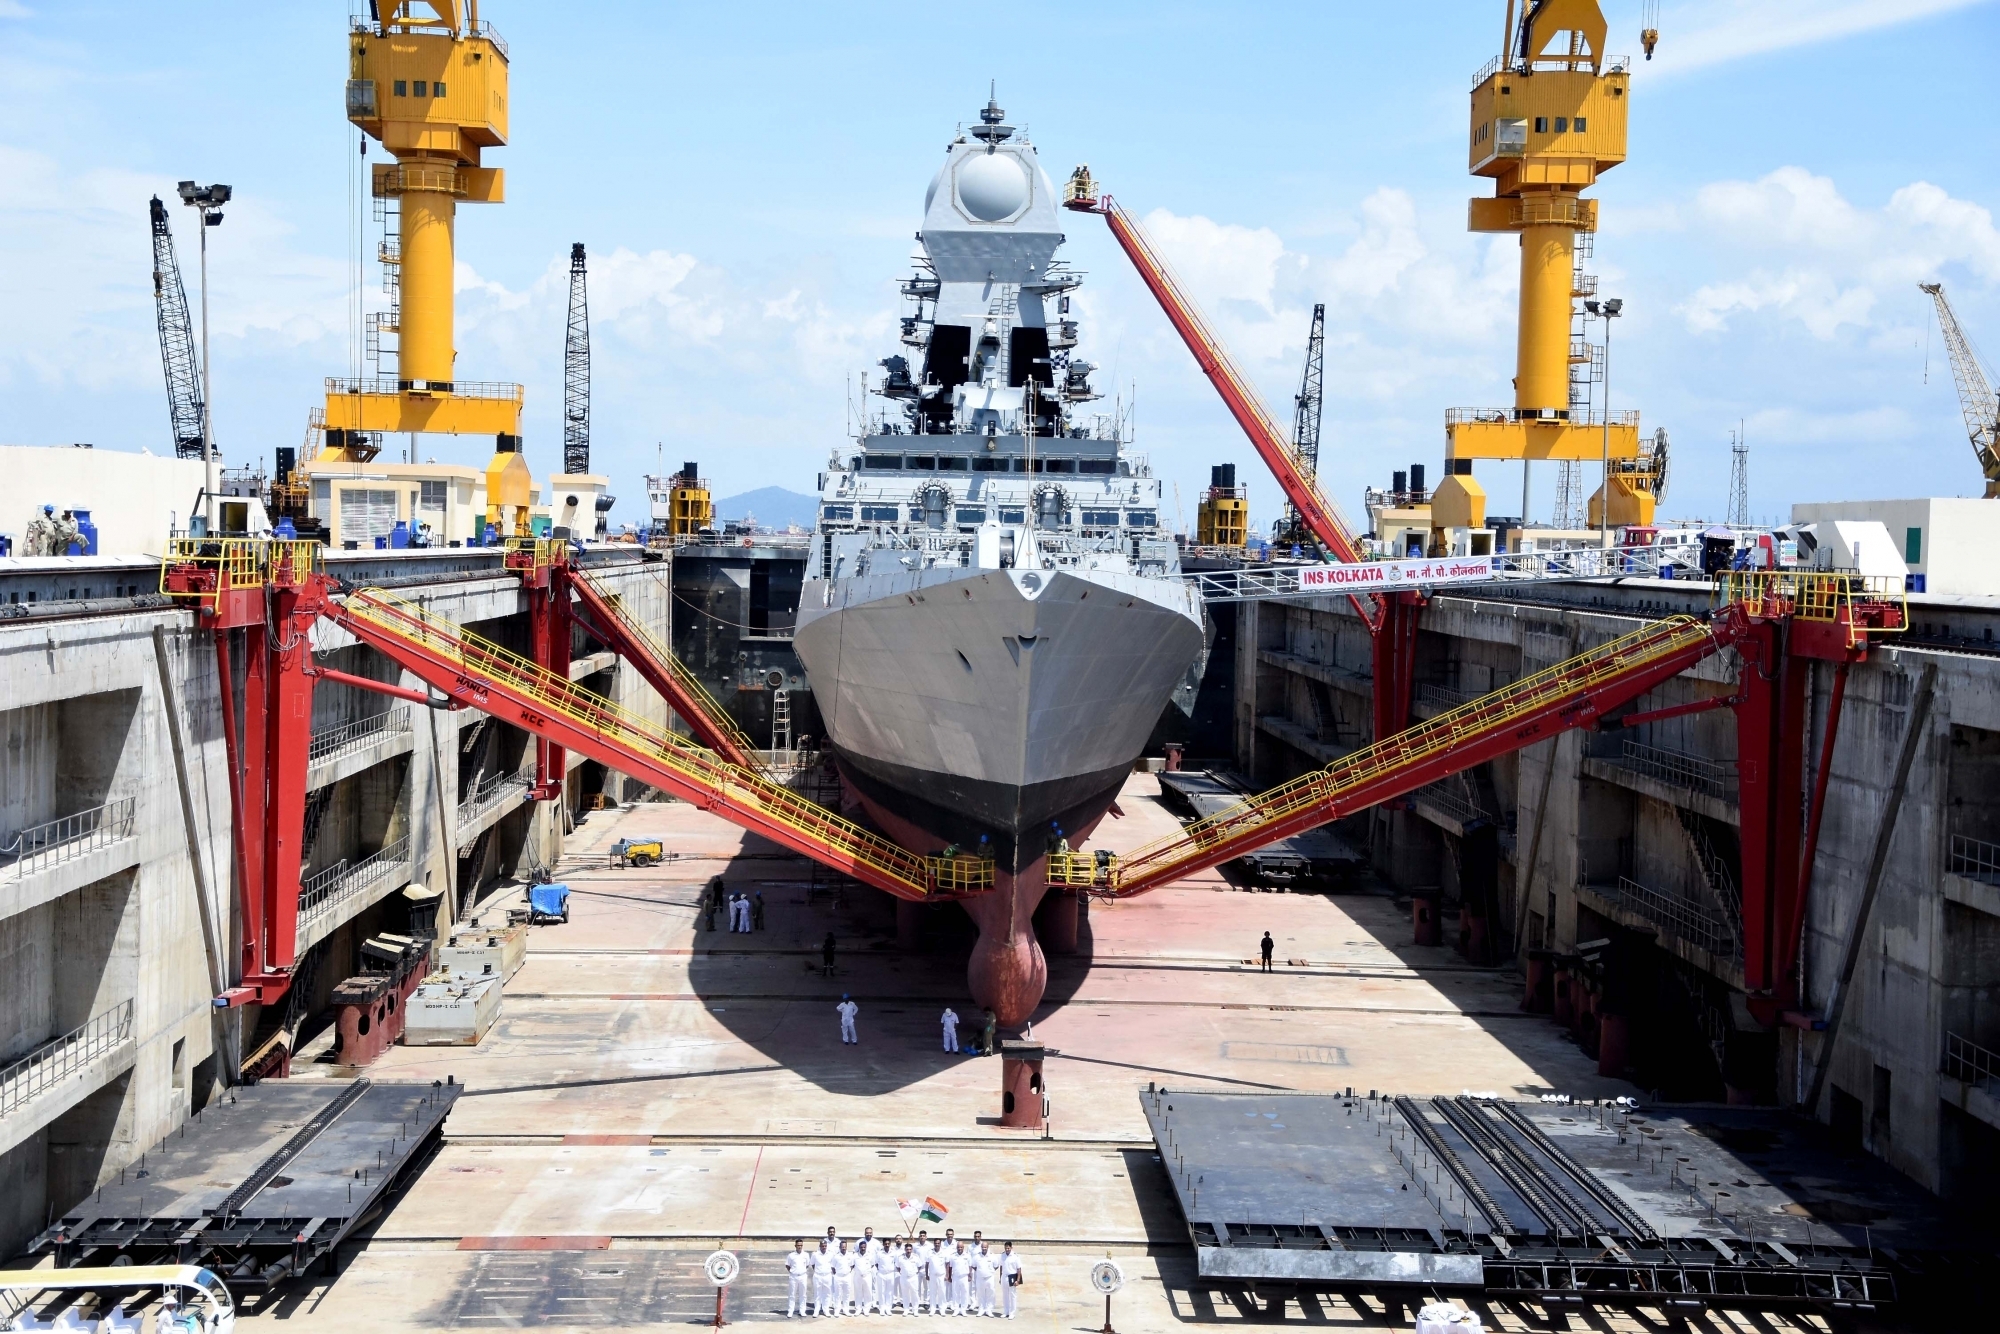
[784,1228,1022,1319]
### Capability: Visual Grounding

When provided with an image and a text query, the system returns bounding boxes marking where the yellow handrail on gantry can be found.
[336,587,985,898]
[1716,570,1907,647]
[160,537,321,607]
[570,565,765,769]
[926,856,997,892]
[1047,850,1114,887]
[1106,616,1723,892]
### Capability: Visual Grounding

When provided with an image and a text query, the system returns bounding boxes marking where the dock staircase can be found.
[562,564,764,772]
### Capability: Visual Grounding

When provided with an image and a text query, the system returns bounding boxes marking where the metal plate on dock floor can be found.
[1144,1088,1972,1308]
[39,1078,458,1289]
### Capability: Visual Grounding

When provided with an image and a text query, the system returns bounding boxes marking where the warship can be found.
[793,96,1207,1022]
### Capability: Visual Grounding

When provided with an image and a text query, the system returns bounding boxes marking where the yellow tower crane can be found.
[1435,0,1652,537]
[331,1,534,537]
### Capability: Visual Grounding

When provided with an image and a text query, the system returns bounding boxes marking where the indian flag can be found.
[918,1196,949,1225]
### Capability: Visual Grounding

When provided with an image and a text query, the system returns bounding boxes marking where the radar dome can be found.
[956,152,1029,222]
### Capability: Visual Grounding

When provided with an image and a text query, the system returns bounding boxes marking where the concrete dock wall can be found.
[1232,577,2000,1200]
[0,550,675,1257]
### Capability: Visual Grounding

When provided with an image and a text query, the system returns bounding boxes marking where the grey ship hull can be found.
[794,563,1205,871]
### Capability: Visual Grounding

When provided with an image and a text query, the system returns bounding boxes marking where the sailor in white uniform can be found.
[940,1006,959,1052]
[871,1235,895,1313]
[1000,1243,1022,1319]
[811,1239,835,1316]
[833,1239,856,1315]
[920,1237,940,1312]
[897,1243,920,1315]
[785,1239,811,1317]
[838,994,859,1044]
[953,1241,976,1315]
[975,1243,998,1316]
[855,1228,879,1312]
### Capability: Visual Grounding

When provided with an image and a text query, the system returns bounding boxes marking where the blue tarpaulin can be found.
[529,884,570,920]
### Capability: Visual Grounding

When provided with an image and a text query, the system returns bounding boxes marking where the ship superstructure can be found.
[793,97,1206,1020]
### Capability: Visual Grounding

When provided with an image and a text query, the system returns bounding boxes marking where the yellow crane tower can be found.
[1433,0,1654,538]
[330,1,534,538]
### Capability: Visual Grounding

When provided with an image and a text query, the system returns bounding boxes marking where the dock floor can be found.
[227,773,1840,1330]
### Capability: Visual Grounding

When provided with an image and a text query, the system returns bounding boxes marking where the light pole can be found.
[177,181,232,534]
[1585,296,1623,549]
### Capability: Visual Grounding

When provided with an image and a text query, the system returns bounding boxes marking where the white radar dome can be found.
[956,152,1029,222]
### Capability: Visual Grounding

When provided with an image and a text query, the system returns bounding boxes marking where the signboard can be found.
[1296,555,1496,592]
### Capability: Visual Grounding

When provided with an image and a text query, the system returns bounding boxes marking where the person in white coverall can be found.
[837,995,859,1044]
[940,1006,959,1052]
[810,1239,833,1316]
[1000,1242,1022,1319]
[785,1239,811,1317]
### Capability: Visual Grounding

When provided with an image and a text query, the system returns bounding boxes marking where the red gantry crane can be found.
[1061,170,1429,736]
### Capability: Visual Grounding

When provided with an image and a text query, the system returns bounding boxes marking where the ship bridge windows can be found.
[956,507,988,524]
[1043,459,1076,474]
[860,504,901,522]
[972,457,1009,472]
[907,455,938,471]
[1127,510,1157,527]
[999,507,1025,523]
[821,505,854,522]
[1078,459,1116,475]
[937,457,968,471]
[1080,510,1121,529]
[862,454,903,471]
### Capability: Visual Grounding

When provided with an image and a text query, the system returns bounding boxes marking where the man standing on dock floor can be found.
[785,1239,810,1317]
[1260,931,1275,972]
[838,994,859,1044]
[940,1005,959,1052]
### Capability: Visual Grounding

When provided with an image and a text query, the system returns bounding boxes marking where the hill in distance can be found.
[712,485,820,531]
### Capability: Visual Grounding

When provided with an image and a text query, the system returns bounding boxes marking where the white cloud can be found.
[1675,167,2000,336]
[0,1,33,17]
[1646,0,1990,76]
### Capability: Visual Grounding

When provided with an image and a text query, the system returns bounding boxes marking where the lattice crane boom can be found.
[1282,303,1327,545]
[149,195,206,461]
[1063,174,1365,564]
[1920,281,2000,496]
[563,242,591,474]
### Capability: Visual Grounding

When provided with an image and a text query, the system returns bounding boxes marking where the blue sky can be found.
[2,0,1996,533]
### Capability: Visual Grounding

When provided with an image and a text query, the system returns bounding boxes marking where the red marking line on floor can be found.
[458,1236,612,1251]
[738,1145,765,1236]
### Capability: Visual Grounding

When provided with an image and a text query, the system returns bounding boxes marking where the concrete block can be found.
[403,975,502,1047]
[440,923,527,983]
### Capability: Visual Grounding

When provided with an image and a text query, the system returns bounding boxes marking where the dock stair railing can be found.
[0,1001,134,1118]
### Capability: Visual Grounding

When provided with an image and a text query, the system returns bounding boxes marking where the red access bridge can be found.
[163,536,1900,1036]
